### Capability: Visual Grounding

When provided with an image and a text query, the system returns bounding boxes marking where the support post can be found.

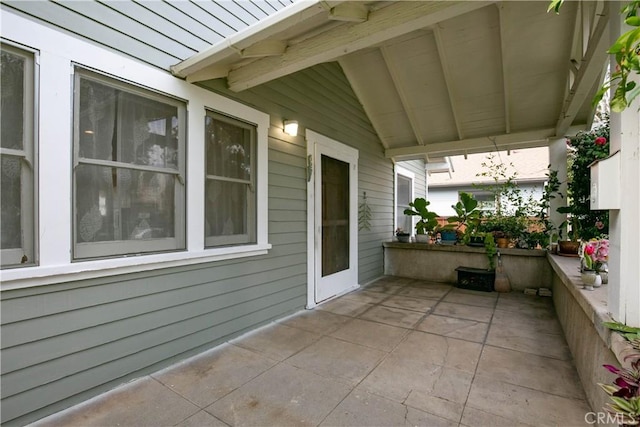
[549,138,568,240]
[608,2,640,327]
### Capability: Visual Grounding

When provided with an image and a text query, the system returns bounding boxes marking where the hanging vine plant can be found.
[564,118,611,240]
[358,191,373,231]
[549,0,640,112]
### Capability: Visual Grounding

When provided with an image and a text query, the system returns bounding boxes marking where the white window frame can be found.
[0,42,37,268]
[395,166,415,235]
[464,190,496,213]
[73,68,187,260]
[204,110,257,248]
[0,11,270,290]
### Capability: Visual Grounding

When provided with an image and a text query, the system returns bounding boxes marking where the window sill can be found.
[0,243,272,291]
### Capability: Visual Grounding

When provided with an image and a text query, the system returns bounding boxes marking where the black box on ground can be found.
[455,266,495,292]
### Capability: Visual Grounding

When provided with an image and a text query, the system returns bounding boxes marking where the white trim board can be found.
[0,10,271,290]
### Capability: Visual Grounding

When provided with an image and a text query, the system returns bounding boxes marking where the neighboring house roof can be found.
[428,147,549,188]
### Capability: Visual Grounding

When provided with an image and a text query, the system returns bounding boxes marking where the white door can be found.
[306,130,359,307]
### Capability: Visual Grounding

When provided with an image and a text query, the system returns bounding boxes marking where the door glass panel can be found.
[321,155,349,277]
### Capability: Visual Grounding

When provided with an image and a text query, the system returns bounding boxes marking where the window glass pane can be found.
[1,156,22,249]
[396,175,412,232]
[205,115,251,180]
[204,112,256,247]
[205,180,253,240]
[1,50,24,150]
[76,165,175,243]
[397,175,411,206]
[79,78,179,169]
[2,45,34,268]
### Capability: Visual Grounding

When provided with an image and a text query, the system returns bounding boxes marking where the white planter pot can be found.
[415,234,430,243]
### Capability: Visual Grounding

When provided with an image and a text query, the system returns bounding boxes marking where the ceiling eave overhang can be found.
[385,125,588,162]
[172,1,494,89]
[170,0,329,81]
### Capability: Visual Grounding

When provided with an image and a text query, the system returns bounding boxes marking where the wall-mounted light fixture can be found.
[284,120,298,137]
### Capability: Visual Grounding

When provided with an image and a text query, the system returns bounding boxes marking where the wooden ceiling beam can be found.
[433,25,465,140]
[555,3,609,136]
[227,1,493,92]
[338,56,390,149]
[385,128,554,160]
[497,3,511,134]
[380,46,425,146]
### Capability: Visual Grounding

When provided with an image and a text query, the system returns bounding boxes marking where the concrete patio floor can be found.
[31,276,592,427]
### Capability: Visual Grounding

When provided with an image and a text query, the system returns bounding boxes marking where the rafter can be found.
[241,40,287,58]
[433,25,464,140]
[554,4,609,136]
[380,46,425,146]
[496,3,511,134]
[338,56,391,149]
[226,1,492,92]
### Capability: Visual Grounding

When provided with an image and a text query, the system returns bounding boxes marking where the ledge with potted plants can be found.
[385,192,550,291]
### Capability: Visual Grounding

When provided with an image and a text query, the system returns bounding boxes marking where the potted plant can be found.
[556,207,582,255]
[395,228,411,243]
[436,226,457,245]
[481,215,526,248]
[403,197,439,243]
[579,238,609,289]
[446,192,482,242]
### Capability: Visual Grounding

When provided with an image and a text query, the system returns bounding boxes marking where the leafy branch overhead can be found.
[549,0,640,112]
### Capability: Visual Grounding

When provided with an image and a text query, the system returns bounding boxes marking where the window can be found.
[204,111,256,247]
[73,69,186,259]
[395,167,414,233]
[464,191,496,212]
[1,44,35,268]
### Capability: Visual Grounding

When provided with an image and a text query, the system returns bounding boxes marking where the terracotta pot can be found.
[558,240,580,255]
[496,237,510,248]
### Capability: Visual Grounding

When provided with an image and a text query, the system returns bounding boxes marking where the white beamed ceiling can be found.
[174,0,609,161]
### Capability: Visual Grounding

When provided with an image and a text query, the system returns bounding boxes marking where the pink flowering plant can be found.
[581,239,609,271]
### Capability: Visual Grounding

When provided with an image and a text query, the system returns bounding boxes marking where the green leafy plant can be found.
[562,119,611,240]
[484,232,497,270]
[481,215,526,240]
[447,193,496,269]
[549,0,640,112]
[604,321,640,350]
[599,321,640,426]
[537,168,563,237]
[600,359,640,426]
[403,198,439,235]
[447,192,482,235]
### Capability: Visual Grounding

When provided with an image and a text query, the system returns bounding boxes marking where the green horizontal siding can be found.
[1,61,394,426]
[1,1,293,70]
